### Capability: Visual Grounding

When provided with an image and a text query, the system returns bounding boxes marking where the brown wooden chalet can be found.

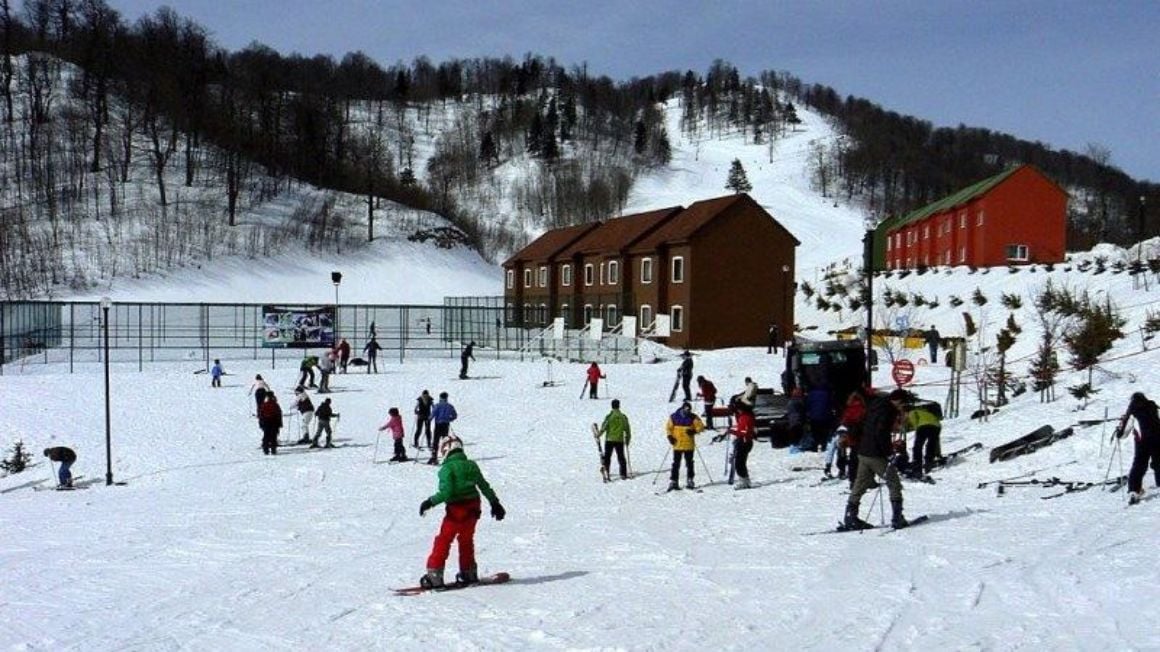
[502,193,799,350]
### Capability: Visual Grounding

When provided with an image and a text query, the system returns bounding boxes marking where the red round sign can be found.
[891,359,916,387]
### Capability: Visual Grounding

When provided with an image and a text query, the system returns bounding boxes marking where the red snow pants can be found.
[425,498,482,571]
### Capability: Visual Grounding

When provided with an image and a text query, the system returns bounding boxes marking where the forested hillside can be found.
[1,0,1155,300]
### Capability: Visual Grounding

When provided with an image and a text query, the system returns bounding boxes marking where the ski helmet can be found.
[439,434,463,458]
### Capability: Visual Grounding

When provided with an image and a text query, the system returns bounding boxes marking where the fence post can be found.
[138,303,143,372]
[0,303,5,376]
[69,303,74,373]
[400,306,407,364]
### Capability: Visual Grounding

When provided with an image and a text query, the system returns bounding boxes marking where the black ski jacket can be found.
[858,396,900,459]
[1128,396,1160,442]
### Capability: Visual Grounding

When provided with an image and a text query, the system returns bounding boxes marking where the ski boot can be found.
[1129,491,1143,506]
[685,478,696,490]
[843,503,873,531]
[823,464,833,478]
[420,568,445,590]
[297,436,311,445]
[891,499,909,529]
[309,436,321,449]
[734,476,752,490]
[456,566,479,586]
[667,479,680,492]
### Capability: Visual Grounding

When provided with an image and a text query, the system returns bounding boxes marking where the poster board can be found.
[262,306,336,348]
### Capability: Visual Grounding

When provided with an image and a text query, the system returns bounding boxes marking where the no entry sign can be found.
[892,359,916,387]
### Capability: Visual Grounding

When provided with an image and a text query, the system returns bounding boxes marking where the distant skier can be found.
[843,389,910,530]
[924,325,941,364]
[43,446,77,488]
[413,389,434,449]
[696,375,718,428]
[598,399,632,480]
[740,376,759,408]
[418,435,505,589]
[904,403,942,478]
[1119,392,1160,505]
[210,359,224,388]
[293,386,315,445]
[379,407,408,462]
[363,336,382,374]
[767,322,781,354]
[585,362,606,399]
[249,374,271,411]
[298,354,318,388]
[311,398,338,448]
[665,401,706,491]
[460,341,476,379]
[428,392,458,464]
[258,393,283,455]
[337,338,352,374]
[678,351,694,402]
[317,351,335,393]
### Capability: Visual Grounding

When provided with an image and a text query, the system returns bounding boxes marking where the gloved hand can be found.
[419,499,434,516]
[711,434,727,444]
[491,501,506,521]
[667,435,676,445]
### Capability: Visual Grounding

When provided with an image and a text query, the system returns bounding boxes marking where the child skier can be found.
[585,362,606,399]
[311,398,338,448]
[665,401,706,490]
[293,386,315,445]
[418,435,506,588]
[210,359,224,388]
[379,407,408,462]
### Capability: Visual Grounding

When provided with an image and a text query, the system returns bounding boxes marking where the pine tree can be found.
[1064,297,1125,388]
[0,439,31,474]
[399,167,416,187]
[479,131,499,167]
[650,127,672,166]
[633,120,647,155]
[725,158,752,193]
[1028,330,1060,402]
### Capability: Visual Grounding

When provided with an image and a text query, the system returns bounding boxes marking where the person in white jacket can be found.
[293,386,315,444]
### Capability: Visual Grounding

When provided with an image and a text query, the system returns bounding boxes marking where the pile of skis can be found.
[989,425,1075,463]
[981,474,1127,499]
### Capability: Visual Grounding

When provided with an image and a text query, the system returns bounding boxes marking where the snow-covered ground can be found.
[2,329,1160,649]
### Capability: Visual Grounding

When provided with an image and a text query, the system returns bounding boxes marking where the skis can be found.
[933,442,984,467]
[394,572,511,596]
[808,514,929,535]
[592,423,610,483]
[668,370,681,403]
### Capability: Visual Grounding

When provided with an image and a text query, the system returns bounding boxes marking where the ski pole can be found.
[694,443,715,484]
[651,449,671,485]
[372,428,382,464]
[48,460,57,487]
[625,442,633,478]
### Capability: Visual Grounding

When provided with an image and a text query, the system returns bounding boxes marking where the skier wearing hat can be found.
[1119,392,1160,505]
[665,401,706,490]
[843,389,910,529]
[427,392,458,464]
[418,435,505,589]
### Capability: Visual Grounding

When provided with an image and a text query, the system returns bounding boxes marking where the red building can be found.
[502,194,799,350]
[878,165,1068,270]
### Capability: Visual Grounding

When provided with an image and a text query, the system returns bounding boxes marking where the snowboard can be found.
[394,572,510,596]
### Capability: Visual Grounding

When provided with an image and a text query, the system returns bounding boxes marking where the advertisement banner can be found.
[262,306,336,348]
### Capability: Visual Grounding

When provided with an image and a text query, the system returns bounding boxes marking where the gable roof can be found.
[556,206,684,258]
[883,165,1029,232]
[502,222,601,267]
[630,193,800,252]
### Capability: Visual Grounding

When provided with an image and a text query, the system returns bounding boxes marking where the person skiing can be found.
[428,392,458,464]
[696,375,718,429]
[585,362,606,399]
[459,341,476,379]
[665,401,706,491]
[727,398,756,489]
[298,354,318,388]
[413,389,434,449]
[678,351,694,402]
[337,338,352,374]
[43,446,77,488]
[258,392,283,455]
[826,389,867,481]
[419,434,505,588]
[379,407,408,462]
[312,398,338,448]
[210,359,224,388]
[363,336,382,374]
[924,325,941,364]
[1119,392,1160,505]
[293,386,315,445]
[843,389,910,530]
[317,351,335,393]
[248,374,271,412]
[904,402,942,479]
[598,399,632,480]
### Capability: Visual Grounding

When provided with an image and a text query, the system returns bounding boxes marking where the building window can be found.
[505,302,514,321]
[608,261,619,285]
[671,305,685,332]
[977,211,985,226]
[639,304,653,327]
[959,246,966,263]
[641,258,654,284]
[506,269,514,289]
[523,269,532,288]
[538,303,548,324]
[538,266,548,287]
[944,250,951,265]
[560,303,569,323]
[583,304,594,324]
[523,303,531,321]
[671,256,685,283]
[584,264,594,286]
[561,264,572,286]
[923,225,929,239]
[886,237,892,252]
[959,214,966,229]
[599,262,606,286]
[605,304,618,326]
[1006,244,1029,261]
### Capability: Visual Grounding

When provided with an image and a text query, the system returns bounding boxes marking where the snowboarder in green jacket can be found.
[419,435,505,589]
[599,399,632,479]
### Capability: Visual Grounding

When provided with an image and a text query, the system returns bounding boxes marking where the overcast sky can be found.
[103,0,1158,182]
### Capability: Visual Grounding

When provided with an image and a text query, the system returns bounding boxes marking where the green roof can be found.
[881,165,1023,232]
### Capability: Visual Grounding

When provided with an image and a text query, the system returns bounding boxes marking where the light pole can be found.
[863,216,877,387]
[331,271,342,339]
[100,296,113,486]
[780,264,791,341]
[1136,196,1146,290]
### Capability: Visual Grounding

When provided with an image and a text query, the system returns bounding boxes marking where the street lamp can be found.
[100,296,113,486]
[780,264,791,341]
[862,216,877,387]
[331,271,342,338]
[1137,196,1146,290]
